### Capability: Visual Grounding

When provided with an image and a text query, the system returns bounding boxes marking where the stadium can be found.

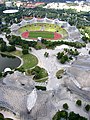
[11,17,81,41]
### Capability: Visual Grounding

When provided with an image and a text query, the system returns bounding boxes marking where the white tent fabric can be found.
[19,19,27,26]
[10,24,20,31]
[27,89,37,112]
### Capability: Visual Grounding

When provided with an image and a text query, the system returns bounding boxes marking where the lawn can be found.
[26,67,48,82]
[11,50,38,69]
[29,31,54,39]
[56,69,64,79]
[21,54,38,69]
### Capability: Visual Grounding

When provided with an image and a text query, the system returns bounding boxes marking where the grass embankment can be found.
[26,66,48,82]
[11,50,38,69]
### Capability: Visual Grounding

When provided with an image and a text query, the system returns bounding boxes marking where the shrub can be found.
[16,67,25,73]
[76,100,82,106]
[44,52,49,57]
[22,49,29,54]
[35,86,46,91]
[63,103,69,110]
[85,104,90,112]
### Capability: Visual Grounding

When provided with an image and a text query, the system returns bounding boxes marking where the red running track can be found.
[21,31,62,40]
[54,32,62,40]
[21,32,29,38]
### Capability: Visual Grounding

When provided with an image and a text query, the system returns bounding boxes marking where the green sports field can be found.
[19,23,68,39]
[29,31,54,39]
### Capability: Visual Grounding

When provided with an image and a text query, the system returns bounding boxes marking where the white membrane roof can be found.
[3,10,18,14]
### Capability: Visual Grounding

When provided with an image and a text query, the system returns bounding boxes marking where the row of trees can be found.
[7,35,86,51]
[41,39,86,49]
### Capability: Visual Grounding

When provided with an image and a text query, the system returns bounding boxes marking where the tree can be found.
[6,45,16,52]
[52,110,68,120]
[44,52,49,57]
[85,104,90,112]
[57,52,64,59]
[76,100,82,106]
[0,43,6,52]
[63,103,69,110]
[60,57,66,64]
[22,49,29,54]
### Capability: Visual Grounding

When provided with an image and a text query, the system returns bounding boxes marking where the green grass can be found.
[29,31,54,39]
[21,54,38,69]
[26,66,48,82]
[56,69,64,79]
[11,51,38,69]
[34,77,48,82]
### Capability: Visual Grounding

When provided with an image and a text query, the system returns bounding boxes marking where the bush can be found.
[22,49,29,54]
[35,86,46,91]
[6,45,16,52]
[44,52,49,57]
[85,104,90,112]
[16,67,25,73]
[63,103,69,110]
[76,100,82,106]
[60,57,66,64]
